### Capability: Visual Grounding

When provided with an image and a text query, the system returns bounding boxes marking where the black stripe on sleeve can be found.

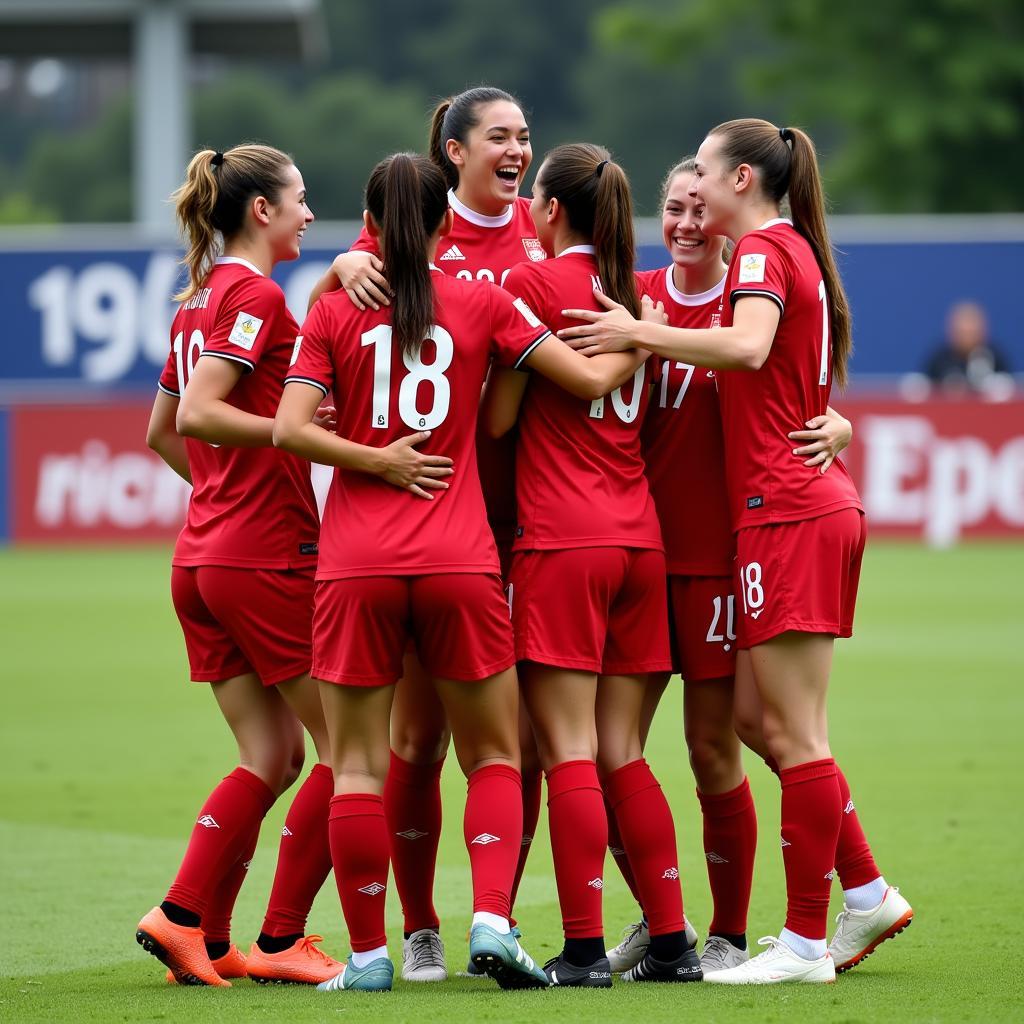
[513,330,552,369]
[199,350,256,373]
[283,375,330,397]
[729,288,785,315]
[157,382,180,397]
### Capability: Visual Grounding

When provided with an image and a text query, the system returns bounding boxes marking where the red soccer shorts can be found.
[312,573,515,686]
[667,574,738,682]
[171,565,314,686]
[508,547,672,675]
[733,508,867,649]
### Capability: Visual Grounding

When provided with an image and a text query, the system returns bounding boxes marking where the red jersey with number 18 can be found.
[158,256,320,569]
[717,219,862,530]
[287,270,550,579]
[503,247,662,552]
[637,266,732,576]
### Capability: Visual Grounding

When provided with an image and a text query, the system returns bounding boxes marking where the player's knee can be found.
[391,724,450,765]
[686,730,737,790]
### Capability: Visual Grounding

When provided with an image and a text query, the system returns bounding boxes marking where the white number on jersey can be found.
[589,363,647,423]
[706,594,737,649]
[360,324,454,430]
[817,279,829,386]
[172,328,205,393]
[738,562,765,617]
[657,360,696,409]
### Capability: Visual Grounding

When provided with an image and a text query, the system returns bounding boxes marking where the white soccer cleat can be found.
[401,928,448,983]
[700,935,750,974]
[606,920,649,972]
[829,886,913,973]
[702,936,835,985]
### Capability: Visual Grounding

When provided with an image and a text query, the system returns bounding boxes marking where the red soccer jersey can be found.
[352,190,546,547]
[158,257,320,569]
[286,269,550,579]
[638,266,733,575]
[503,247,663,552]
[717,219,862,529]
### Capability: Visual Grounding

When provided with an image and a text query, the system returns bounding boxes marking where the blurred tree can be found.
[599,0,1024,211]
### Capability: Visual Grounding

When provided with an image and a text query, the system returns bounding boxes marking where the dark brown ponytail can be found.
[537,143,640,318]
[364,152,449,357]
[709,118,852,388]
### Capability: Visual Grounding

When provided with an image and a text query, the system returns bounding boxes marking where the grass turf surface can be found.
[1,541,1022,1022]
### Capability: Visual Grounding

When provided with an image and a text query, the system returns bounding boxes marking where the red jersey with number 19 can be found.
[158,256,320,569]
[638,266,732,575]
[503,248,662,552]
[717,219,862,530]
[287,270,550,579]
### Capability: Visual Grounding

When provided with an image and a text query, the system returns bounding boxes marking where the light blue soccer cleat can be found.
[316,955,394,992]
[469,923,549,990]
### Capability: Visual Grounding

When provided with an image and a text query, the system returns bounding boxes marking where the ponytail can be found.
[172,142,293,302]
[365,152,449,357]
[537,143,639,318]
[709,118,852,388]
[428,99,457,189]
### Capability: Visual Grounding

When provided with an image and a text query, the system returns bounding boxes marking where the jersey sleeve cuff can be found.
[513,330,552,369]
[283,375,330,397]
[200,350,256,373]
[157,382,180,397]
[729,288,784,315]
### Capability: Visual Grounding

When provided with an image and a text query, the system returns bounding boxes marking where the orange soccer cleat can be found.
[246,935,344,985]
[166,943,248,984]
[136,906,231,987]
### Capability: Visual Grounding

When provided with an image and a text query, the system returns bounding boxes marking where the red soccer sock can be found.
[261,762,335,938]
[605,796,642,910]
[384,752,443,934]
[328,793,389,952]
[166,767,276,919]
[604,760,685,937]
[779,758,842,940]
[546,760,607,939]
[201,824,258,944]
[834,765,882,890]
[509,766,542,917]
[697,777,757,937]
[464,764,523,917]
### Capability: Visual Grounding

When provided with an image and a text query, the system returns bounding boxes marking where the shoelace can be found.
[408,931,443,969]
[617,921,646,948]
[297,935,331,963]
[700,936,734,970]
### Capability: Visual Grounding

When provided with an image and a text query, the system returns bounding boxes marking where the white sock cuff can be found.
[350,944,388,968]
[472,911,511,934]
[779,927,827,961]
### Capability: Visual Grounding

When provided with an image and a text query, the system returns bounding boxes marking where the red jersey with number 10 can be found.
[287,270,550,579]
[503,248,663,552]
[717,219,862,530]
[158,257,319,569]
[638,266,733,575]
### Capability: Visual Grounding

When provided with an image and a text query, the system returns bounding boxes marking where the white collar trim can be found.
[757,217,793,231]
[664,265,727,306]
[215,255,264,276]
[448,188,514,228]
[558,244,596,257]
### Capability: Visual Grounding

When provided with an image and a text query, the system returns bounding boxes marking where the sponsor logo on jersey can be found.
[512,297,542,329]
[471,832,501,845]
[228,311,264,351]
[299,542,318,556]
[357,882,386,896]
[395,829,428,841]
[587,878,604,890]
[706,851,729,864]
[522,237,547,262]
[747,495,764,509]
[662,867,680,879]
[440,244,467,261]
[738,253,767,283]
[197,814,220,829]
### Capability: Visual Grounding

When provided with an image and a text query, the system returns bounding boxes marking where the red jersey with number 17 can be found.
[503,247,662,552]
[287,270,550,579]
[717,219,862,530]
[638,266,733,576]
[158,256,319,569]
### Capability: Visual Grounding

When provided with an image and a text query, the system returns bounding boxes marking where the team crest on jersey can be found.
[228,311,264,351]
[738,254,767,283]
[522,237,546,262]
[709,312,721,329]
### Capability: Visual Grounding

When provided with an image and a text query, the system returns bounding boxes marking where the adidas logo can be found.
[439,244,466,261]
[662,867,679,879]
[706,851,729,864]
[471,833,501,845]
[844,799,855,814]
[587,878,604,890]
[395,829,428,841]
[281,826,293,837]
[780,836,792,847]
[197,814,220,829]
[357,882,386,896]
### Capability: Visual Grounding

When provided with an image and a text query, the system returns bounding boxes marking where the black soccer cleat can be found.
[620,945,703,983]
[543,953,613,988]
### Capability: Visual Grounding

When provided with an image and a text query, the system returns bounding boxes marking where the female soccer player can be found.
[309,86,546,982]
[273,151,647,994]
[138,143,343,987]
[606,156,853,978]
[486,143,700,987]
[559,120,913,984]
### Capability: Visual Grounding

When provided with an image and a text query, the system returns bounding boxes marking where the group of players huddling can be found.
[137,85,913,992]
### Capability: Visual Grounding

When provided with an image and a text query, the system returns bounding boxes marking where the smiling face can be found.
[661,171,725,271]
[447,100,531,215]
[688,135,740,239]
[266,164,314,263]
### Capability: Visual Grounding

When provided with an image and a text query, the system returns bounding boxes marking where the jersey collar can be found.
[448,188,515,228]
[558,244,596,258]
[215,255,265,276]
[757,217,793,231]
[664,265,727,306]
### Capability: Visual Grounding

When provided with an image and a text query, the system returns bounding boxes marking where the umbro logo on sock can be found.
[358,882,386,896]
[609,846,626,857]
[396,829,428,840]
[440,244,466,261]
[706,851,729,864]
[824,869,835,880]
[521,835,533,847]
[844,799,855,814]
[662,867,680,879]
[780,836,792,847]
[587,878,604,889]
[197,814,220,828]
[281,826,293,837]
[471,833,501,845]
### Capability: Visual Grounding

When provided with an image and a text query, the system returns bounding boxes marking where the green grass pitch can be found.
[1,541,1022,1022]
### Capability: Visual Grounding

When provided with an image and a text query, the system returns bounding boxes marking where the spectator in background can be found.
[922,301,1014,399]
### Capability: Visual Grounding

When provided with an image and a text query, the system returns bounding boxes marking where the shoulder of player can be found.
[634,266,667,294]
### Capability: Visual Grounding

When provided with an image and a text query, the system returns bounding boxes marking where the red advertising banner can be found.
[840,397,1024,544]
[10,403,190,542]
